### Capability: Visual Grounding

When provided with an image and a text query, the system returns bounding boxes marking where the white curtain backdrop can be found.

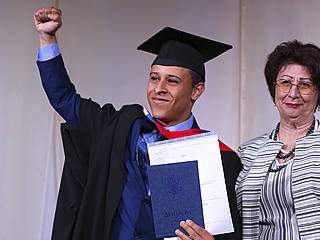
[1,0,320,239]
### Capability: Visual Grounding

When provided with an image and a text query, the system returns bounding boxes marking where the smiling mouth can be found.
[285,103,300,108]
[152,98,169,103]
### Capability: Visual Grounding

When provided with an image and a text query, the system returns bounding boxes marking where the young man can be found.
[34,7,242,240]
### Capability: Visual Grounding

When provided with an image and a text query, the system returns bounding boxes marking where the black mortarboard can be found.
[137,27,232,82]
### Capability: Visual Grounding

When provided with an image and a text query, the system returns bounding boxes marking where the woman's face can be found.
[275,64,318,124]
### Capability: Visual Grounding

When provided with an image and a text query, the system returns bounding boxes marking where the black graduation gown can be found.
[37,55,242,240]
[52,99,242,240]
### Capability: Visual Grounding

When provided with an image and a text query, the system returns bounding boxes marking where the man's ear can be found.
[191,82,205,101]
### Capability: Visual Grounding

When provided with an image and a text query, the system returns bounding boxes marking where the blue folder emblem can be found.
[166,175,183,195]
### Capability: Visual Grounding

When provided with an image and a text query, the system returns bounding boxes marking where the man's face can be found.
[147,65,203,127]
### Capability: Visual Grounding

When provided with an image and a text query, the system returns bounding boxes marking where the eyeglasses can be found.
[275,79,316,95]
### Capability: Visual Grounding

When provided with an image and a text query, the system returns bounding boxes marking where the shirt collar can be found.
[163,113,194,132]
[143,107,194,132]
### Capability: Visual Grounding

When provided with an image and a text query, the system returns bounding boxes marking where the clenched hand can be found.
[34,7,62,47]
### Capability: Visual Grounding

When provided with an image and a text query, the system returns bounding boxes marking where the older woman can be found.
[176,40,320,240]
[236,40,320,240]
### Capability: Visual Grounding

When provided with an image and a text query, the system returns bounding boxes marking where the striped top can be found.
[236,122,320,240]
[259,160,300,239]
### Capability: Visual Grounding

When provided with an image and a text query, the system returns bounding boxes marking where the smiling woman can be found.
[274,64,318,126]
[236,40,320,239]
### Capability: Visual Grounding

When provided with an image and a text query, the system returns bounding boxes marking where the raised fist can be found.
[34,7,62,36]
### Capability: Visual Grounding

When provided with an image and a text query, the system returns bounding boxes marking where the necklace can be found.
[276,147,295,159]
[268,117,316,172]
[268,156,294,172]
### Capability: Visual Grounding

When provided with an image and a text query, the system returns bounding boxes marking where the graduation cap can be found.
[137,27,232,82]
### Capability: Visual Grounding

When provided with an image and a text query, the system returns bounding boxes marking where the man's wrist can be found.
[39,33,57,47]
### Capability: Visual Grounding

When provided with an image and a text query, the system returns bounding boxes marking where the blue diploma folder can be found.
[148,161,204,238]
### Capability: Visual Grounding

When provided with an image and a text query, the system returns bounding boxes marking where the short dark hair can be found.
[264,40,320,105]
[189,69,204,87]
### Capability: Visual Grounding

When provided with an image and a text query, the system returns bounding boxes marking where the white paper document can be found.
[147,131,234,236]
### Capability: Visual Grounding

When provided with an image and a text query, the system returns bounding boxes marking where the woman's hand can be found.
[175,220,215,240]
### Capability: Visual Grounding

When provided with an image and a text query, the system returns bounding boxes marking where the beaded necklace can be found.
[268,117,316,172]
